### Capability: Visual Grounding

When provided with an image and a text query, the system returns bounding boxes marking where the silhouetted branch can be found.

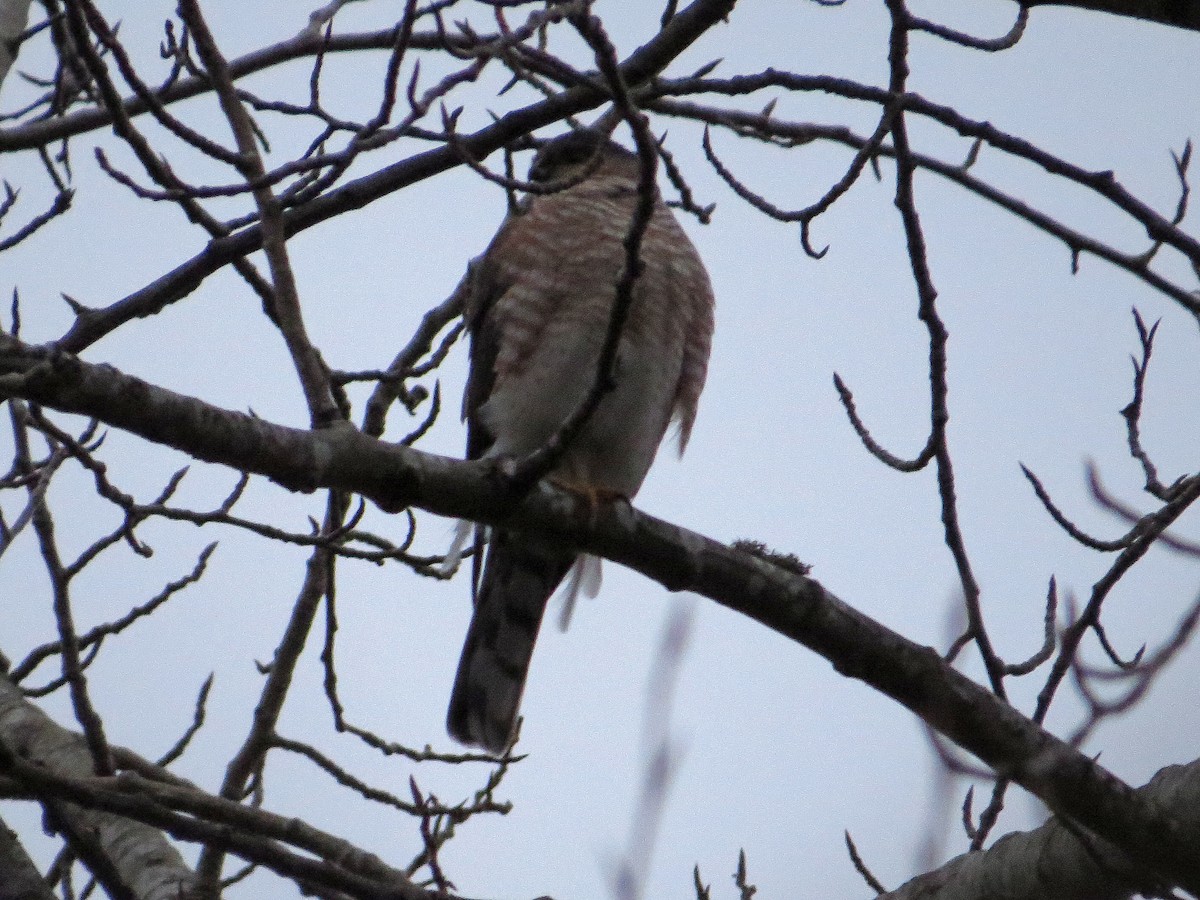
[1,333,1199,891]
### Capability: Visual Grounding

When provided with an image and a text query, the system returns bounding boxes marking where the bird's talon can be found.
[547,479,628,524]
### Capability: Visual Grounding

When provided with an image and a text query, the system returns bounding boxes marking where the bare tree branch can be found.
[1021,0,1200,32]
[0,671,197,898]
[0,333,1198,892]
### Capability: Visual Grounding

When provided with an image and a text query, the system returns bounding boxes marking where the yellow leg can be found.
[547,477,628,523]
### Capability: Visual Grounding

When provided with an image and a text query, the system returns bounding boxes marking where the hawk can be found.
[446,129,715,753]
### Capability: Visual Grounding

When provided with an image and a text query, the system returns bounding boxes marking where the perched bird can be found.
[446,129,715,753]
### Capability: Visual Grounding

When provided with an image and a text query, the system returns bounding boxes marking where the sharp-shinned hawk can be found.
[446,129,715,753]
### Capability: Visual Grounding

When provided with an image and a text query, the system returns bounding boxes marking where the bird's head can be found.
[527,129,639,185]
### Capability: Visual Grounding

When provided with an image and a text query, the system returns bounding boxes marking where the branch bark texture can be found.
[1,336,1197,894]
[0,671,196,899]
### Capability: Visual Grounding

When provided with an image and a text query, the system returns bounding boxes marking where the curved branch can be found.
[1,335,1199,893]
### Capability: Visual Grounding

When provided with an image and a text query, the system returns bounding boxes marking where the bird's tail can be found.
[446,530,575,753]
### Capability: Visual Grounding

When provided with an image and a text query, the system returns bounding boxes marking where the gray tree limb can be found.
[1022,0,1200,31]
[0,671,196,900]
[883,760,1200,899]
[0,335,1198,894]
[0,810,56,900]
[9,642,1200,900]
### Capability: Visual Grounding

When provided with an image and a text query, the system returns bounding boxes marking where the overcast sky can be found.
[2,2,1199,898]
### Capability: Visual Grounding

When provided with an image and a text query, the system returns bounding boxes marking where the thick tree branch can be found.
[1021,0,1200,31]
[1,335,1198,893]
[0,810,55,900]
[882,760,1200,900]
[0,753,427,900]
[0,670,196,899]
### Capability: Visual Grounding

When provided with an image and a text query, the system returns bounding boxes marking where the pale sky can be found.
[2,2,1199,898]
